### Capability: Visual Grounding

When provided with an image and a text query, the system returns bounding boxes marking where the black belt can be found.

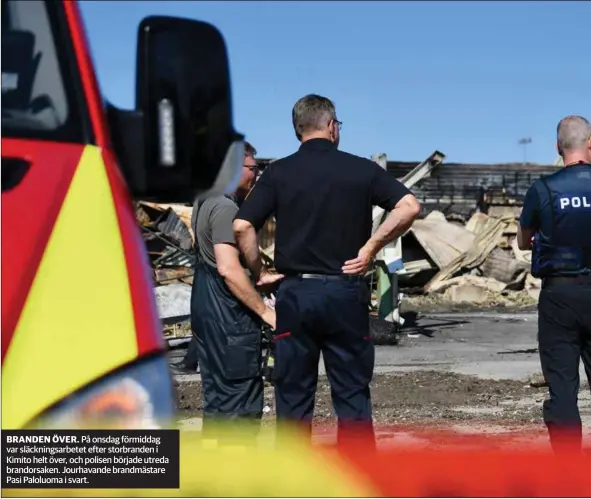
[543,274,591,287]
[288,273,365,282]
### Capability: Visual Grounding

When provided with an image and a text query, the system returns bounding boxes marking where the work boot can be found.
[169,361,198,375]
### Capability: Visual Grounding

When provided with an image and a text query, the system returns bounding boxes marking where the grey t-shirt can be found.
[191,195,239,269]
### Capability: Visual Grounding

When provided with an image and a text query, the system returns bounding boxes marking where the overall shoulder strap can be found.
[191,198,206,258]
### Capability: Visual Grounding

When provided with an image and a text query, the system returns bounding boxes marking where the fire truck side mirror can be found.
[107,16,245,202]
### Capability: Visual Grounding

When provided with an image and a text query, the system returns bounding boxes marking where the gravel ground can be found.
[175,371,572,427]
[170,308,591,447]
[401,290,538,315]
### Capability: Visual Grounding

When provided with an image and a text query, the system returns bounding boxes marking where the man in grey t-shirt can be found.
[193,195,243,269]
[190,142,281,442]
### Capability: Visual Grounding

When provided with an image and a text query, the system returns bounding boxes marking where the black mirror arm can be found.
[105,103,148,199]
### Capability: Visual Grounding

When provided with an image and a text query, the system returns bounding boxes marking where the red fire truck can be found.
[1,0,244,430]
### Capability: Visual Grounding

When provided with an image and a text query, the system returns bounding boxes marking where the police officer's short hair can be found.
[557,115,591,154]
[244,141,257,157]
[292,94,337,140]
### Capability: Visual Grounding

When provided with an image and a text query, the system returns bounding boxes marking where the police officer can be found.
[518,115,591,453]
[190,141,279,443]
[233,94,421,446]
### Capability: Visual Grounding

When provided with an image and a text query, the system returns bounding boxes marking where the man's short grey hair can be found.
[557,115,591,154]
[244,141,257,157]
[292,94,337,139]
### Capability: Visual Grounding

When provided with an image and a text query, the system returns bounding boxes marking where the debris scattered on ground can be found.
[139,202,194,243]
[136,201,195,287]
[135,201,196,339]
[163,321,192,339]
[154,283,192,321]
[136,154,547,338]
[527,372,549,388]
[402,289,537,315]
[136,200,275,340]
[401,209,540,307]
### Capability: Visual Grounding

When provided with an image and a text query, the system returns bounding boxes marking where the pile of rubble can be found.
[136,198,539,319]
[398,207,539,306]
[135,201,195,339]
[134,149,543,337]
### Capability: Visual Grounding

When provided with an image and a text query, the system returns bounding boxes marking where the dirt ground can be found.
[401,288,538,315]
[175,370,566,427]
[174,371,591,450]
[170,307,591,448]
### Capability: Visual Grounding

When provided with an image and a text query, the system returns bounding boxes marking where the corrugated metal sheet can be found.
[257,157,561,218]
[156,209,193,250]
[387,161,560,217]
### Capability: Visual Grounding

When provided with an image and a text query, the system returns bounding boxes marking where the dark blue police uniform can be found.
[235,138,412,445]
[520,161,591,451]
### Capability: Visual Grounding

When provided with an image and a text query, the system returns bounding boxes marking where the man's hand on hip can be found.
[256,269,284,296]
[342,245,375,275]
[256,269,284,287]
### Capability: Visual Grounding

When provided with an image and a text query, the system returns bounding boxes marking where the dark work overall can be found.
[272,274,375,447]
[530,163,591,453]
[190,204,264,441]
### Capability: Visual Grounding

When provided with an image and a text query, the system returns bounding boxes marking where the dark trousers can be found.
[273,276,375,447]
[538,281,591,453]
[191,264,264,442]
[182,334,199,370]
[195,330,263,441]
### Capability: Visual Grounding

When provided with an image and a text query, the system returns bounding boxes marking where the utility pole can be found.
[518,137,532,165]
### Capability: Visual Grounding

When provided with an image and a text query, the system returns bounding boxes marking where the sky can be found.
[80,1,590,165]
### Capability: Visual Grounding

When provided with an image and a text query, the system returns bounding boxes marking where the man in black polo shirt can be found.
[233,94,421,445]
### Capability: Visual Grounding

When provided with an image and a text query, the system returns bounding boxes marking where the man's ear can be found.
[328,121,336,143]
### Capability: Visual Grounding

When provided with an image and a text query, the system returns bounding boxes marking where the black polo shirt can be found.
[236,138,413,275]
